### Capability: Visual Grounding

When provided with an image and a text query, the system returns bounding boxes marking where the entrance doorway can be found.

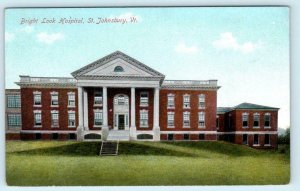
[118,115,125,130]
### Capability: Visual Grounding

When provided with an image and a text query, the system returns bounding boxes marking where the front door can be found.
[118,115,125,130]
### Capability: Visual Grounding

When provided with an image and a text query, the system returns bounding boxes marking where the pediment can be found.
[84,58,153,77]
[71,51,165,79]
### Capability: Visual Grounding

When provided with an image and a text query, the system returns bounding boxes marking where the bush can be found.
[278,128,290,145]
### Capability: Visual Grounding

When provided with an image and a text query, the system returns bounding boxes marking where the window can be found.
[140,92,148,106]
[216,116,219,130]
[168,134,174,141]
[253,113,260,128]
[35,133,42,140]
[167,94,175,108]
[50,92,59,106]
[94,110,103,126]
[242,113,248,127]
[243,134,248,145]
[183,94,190,108]
[33,92,41,106]
[184,134,189,140]
[199,134,205,140]
[115,95,128,105]
[264,113,271,127]
[167,112,174,127]
[7,95,21,108]
[199,94,205,109]
[68,92,75,107]
[51,111,59,127]
[7,114,21,127]
[52,133,59,140]
[34,111,42,127]
[114,66,124,72]
[183,112,190,127]
[69,133,76,140]
[254,134,259,145]
[94,91,103,105]
[198,112,205,128]
[140,110,148,127]
[265,134,270,145]
[68,112,76,127]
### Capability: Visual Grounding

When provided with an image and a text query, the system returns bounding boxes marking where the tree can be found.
[278,127,290,145]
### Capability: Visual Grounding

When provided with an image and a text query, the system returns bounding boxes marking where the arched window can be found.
[114,66,124,72]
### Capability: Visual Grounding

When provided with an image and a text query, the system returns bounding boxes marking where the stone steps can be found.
[100,141,119,156]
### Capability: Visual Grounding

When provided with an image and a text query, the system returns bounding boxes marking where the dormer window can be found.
[114,66,124,72]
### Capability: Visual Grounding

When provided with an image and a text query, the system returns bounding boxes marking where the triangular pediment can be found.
[71,51,165,79]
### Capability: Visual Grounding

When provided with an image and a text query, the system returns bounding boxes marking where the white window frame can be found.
[253,134,260,146]
[253,113,260,128]
[183,94,190,109]
[50,92,59,107]
[264,134,271,146]
[167,94,175,108]
[7,95,21,108]
[94,90,103,106]
[7,114,21,127]
[51,110,59,128]
[183,111,190,128]
[68,111,76,128]
[33,110,42,127]
[167,112,175,128]
[242,112,249,128]
[68,92,76,108]
[140,110,148,128]
[198,94,205,109]
[33,91,42,107]
[264,113,271,128]
[94,109,103,127]
[140,92,149,107]
[198,112,205,128]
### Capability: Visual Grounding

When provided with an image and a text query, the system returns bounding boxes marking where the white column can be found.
[77,86,84,141]
[83,88,89,130]
[153,87,160,141]
[78,86,84,127]
[130,87,137,140]
[102,86,109,140]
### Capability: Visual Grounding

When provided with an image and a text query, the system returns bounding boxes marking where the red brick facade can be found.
[8,51,279,149]
[217,109,278,148]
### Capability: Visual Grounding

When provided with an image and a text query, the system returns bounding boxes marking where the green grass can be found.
[6,141,290,186]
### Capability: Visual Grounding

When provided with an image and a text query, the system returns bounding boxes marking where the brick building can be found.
[6,51,279,148]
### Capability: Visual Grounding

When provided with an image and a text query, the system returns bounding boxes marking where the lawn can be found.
[6,141,290,186]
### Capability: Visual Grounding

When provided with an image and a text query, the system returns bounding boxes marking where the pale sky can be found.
[5,7,290,128]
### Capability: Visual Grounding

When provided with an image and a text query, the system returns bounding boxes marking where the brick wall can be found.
[159,89,217,131]
[21,88,78,131]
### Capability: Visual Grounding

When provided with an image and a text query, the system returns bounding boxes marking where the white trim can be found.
[68,110,76,113]
[50,91,58,95]
[33,91,41,95]
[21,130,77,134]
[264,126,272,129]
[160,131,217,134]
[33,110,42,113]
[217,131,277,135]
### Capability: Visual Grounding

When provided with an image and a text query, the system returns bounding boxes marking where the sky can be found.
[4,7,290,128]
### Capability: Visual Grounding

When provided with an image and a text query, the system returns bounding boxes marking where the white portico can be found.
[71,51,165,141]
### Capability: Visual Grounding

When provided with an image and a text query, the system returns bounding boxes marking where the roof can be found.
[217,107,233,114]
[71,51,165,79]
[233,102,279,110]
